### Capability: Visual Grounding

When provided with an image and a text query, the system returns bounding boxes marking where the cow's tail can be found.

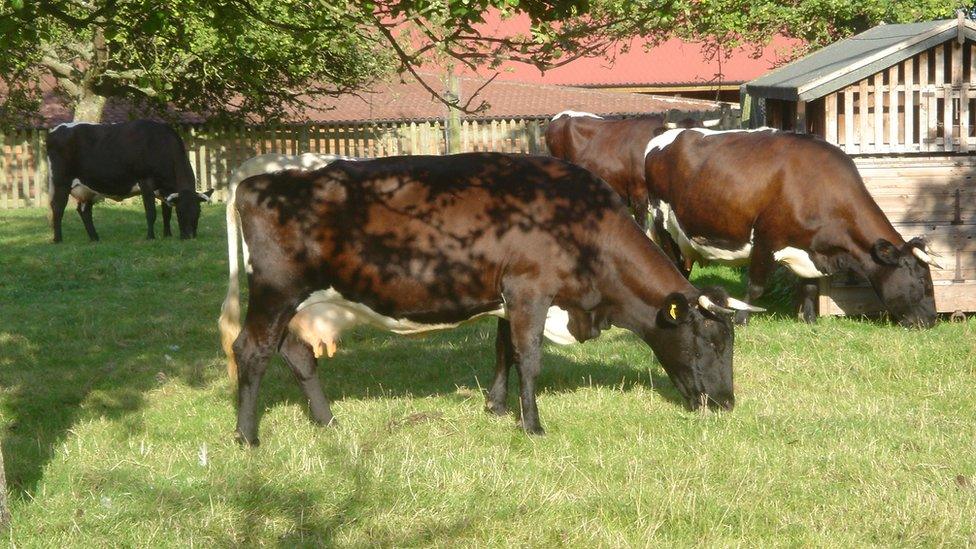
[218,165,248,381]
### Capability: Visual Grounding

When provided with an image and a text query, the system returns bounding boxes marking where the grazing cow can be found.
[46,119,211,241]
[644,128,940,327]
[545,111,706,272]
[219,152,759,445]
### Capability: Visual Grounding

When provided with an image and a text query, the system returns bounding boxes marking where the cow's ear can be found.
[871,238,901,266]
[658,292,690,326]
[197,190,214,202]
[164,192,180,206]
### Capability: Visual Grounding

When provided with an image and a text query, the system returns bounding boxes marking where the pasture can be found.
[1,203,974,546]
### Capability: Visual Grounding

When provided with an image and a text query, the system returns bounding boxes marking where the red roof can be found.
[28,73,723,126]
[460,13,801,88]
[277,73,725,123]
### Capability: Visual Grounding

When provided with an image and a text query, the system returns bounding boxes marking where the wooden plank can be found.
[34,129,47,207]
[904,57,915,150]
[795,100,807,133]
[0,131,8,209]
[944,86,953,151]
[874,75,885,150]
[919,52,930,151]
[932,46,943,151]
[844,88,855,152]
[888,67,899,150]
[19,132,30,208]
[959,87,969,153]
[859,79,870,151]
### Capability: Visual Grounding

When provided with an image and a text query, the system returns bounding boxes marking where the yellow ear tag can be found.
[669,303,678,320]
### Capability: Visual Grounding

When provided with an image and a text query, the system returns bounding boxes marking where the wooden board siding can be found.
[821,41,976,155]
[818,154,976,315]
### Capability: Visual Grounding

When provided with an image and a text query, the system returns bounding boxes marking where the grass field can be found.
[1,203,975,546]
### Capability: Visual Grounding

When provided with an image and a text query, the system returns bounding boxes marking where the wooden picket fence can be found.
[0,118,549,208]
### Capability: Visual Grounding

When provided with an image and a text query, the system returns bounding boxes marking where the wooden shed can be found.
[744,14,976,317]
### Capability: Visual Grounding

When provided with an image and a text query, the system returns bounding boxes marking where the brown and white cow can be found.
[219,152,758,445]
[545,111,706,271]
[643,128,940,328]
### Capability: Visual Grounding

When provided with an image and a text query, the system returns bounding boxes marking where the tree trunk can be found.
[444,70,462,154]
[73,91,107,123]
[0,447,9,530]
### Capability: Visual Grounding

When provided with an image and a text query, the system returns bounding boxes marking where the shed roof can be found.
[746,17,976,101]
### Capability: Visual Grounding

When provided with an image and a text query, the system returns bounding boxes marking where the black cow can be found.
[644,128,940,327]
[219,152,760,446]
[46,119,211,242]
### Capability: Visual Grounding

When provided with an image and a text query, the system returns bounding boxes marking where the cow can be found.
[643,128,941,328]
[545,111,709,273]
[218,152,761,446]
[46,119,211,242]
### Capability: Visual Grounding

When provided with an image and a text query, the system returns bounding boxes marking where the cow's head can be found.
[165,189,213,239]
[866,237,938,328]
[644,287,752,411]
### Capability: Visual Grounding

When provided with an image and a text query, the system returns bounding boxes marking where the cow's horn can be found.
[702,118,722,128]
[725,297,766,312]
[698,295,735,315]
[912,246,944,269]
[164,192,179,205]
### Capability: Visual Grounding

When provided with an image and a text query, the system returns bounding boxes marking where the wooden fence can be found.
[0,118,549,208]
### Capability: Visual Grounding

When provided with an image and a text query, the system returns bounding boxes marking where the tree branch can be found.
[37,0,118,27]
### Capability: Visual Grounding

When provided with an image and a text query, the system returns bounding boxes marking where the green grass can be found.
[1,203,975,546]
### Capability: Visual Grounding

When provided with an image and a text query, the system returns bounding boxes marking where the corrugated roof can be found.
[746,17,976,101]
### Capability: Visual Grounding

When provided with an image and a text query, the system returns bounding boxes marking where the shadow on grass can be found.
[0,205,683,503]
[248,325,685,432]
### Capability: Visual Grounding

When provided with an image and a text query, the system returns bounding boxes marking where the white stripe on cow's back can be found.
[50,121,97,133]
[552,110,603,120]
[290,288,579,351]
[644,127,776,158]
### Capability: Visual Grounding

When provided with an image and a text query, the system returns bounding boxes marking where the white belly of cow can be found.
[70,180,142,203]
[289,289,579,358]
[654,201,752,266]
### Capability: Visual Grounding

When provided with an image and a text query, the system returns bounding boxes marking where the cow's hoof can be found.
[485,401,508,416]
[311,414,337,427]
[234,431,260,448]
[517,420,545,436]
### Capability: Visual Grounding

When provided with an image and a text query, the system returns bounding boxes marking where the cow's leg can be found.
[796,278,820,324]
[50,184,70,243]
[76,201,99,241]
[486,317,515,416]
[279,332,335,426]
[736,247,775,326]
[140,188,157,240]
[504,289,550,435]
[233,285,301,446]
[161,202,173,237]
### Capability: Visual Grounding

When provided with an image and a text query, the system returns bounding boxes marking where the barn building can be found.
[744,14,976,318]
